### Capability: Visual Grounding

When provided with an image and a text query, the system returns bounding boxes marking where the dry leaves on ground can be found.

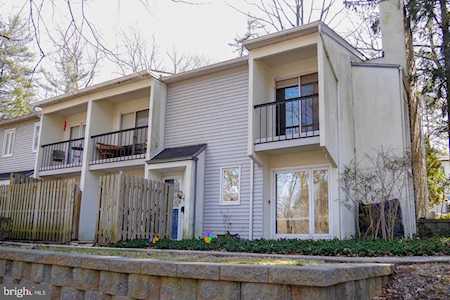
[377,263,450,300]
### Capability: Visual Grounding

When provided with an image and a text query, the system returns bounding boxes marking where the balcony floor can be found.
[89,158,146,171]
[254,135,320,152]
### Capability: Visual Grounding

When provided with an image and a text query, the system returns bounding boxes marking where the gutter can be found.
[193,156,198,237]
[249,159,254,240]
[247,153,263,240]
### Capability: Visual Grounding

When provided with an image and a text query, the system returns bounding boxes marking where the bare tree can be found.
[229,19,263,56]
[40,27,100,96]
[341,148,412,239]
[23,0,206,73]
[113,30,166,76]
[342,3,382,58]
[228,0,345,53]
[112,30,210,75]
[166,48,210,74]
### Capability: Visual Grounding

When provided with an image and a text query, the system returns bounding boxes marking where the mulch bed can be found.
[377,263,450,300]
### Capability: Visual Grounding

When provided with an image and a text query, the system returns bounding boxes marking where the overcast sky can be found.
[3,0,365,84]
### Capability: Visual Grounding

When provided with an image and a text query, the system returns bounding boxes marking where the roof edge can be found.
[351,62,401,68]
[318,23,366,60]
[243,21,321,50]
[162,57,248,84]
[0,113,40,127]
[146,144,207,164]
[33,71,153,108]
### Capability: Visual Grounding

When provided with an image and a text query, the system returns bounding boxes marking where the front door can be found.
[273,167,330,238]
[164,177,183,240]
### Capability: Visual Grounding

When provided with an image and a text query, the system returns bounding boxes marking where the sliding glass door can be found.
[274,167,329,238]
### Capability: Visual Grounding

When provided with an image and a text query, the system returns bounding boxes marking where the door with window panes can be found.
[275,73,319,137]
[274,167,329,237]
[68,125,85,165]
[119,109,148,155]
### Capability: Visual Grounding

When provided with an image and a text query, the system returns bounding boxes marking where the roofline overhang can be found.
[32,71,154,108]
[243,21,320,50]
[243,21,365,61]
[0,113,40,127]
[162,57,248,84]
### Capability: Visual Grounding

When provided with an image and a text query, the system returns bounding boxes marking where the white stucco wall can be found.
[352,64,415,235]
[318,29,363,238]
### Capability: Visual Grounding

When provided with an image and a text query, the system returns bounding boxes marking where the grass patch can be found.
[110,237,450,257]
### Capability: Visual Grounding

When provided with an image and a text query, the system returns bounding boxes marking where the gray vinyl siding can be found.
[165,66,260,238]
[0,119,38,174]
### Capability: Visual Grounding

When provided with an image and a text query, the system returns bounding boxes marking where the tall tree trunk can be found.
[438,0,450,155]
[404,4,429,218]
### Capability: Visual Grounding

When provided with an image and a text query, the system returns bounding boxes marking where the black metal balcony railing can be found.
[90,126,148,165]
[254,94,319,145]
[40,138,85,171]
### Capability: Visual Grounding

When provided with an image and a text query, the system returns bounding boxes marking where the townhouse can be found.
[0,113,40,185]
[30,0,416,241]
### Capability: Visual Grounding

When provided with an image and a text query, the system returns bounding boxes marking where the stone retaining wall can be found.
[417,218,450,237]
[0,247,392,300]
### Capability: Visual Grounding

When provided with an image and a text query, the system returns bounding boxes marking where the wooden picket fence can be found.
[96,173,174,244]
[0,177,81,242]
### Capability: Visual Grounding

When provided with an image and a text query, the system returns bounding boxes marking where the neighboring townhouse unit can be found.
[33,0,416,241]
[0,113,40,185]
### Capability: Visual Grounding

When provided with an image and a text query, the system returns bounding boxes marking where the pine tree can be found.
[0,14,33,118]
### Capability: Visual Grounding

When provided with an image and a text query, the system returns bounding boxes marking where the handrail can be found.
[91,125,149,138]
[41,137,84,148]
[253,93,318,109]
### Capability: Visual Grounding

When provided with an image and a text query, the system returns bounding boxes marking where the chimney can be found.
[378,0,407,69]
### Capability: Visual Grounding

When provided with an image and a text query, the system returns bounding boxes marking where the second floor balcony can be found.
[254,94,319,147]
[90,126,148,165]
[40,138,85,171]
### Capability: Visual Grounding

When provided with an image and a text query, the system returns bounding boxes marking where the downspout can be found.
[248,153,262,240]
[249,159,254,240]
[192,157,198,237]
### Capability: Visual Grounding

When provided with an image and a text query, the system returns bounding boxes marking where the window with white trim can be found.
[274,167,329,236]
[2,128,15,157]
[220,167,240,205]
[32,122,40,153]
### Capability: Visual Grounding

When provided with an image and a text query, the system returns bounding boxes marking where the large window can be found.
[2,128,15,157]
[220,167,240,205]
[275,167,329,236]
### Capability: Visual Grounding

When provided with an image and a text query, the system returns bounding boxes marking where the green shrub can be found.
[108,236,450,257]
[437,213,450,220]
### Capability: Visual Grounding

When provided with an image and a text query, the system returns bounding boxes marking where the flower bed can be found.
[111,237,450,257]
